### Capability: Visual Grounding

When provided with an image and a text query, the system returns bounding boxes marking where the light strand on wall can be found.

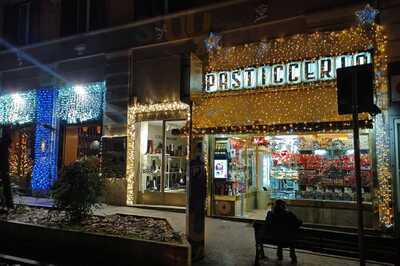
[0,91,36,125]
[56,82,106,124]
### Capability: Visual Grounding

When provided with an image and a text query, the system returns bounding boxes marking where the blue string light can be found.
[0,91,36,125]
[56,82,106,124]
[31,88,59,192]
[204,32,222,52]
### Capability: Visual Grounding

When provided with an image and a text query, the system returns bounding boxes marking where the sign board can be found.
[205,51,372,92]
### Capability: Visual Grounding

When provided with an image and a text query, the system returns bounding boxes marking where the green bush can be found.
[52,157,104,223]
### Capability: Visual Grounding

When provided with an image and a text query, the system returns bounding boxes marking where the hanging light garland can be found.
[56,82,106,124]
[0,91,36,125]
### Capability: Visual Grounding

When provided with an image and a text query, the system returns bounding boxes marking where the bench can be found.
[253,220,399,266]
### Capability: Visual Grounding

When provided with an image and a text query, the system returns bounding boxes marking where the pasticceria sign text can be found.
[205,51,371,92]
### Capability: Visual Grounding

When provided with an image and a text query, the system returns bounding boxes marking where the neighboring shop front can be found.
[192,25,393,229]
[126,47,191,207]
[0,82,106,194]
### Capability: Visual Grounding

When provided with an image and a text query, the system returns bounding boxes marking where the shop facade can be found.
[0,82,106,194]
[189,25,393,229]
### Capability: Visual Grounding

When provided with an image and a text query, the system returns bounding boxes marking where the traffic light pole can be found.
[351,69,365,266]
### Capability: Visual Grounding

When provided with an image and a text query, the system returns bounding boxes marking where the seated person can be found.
[265,199,302,263]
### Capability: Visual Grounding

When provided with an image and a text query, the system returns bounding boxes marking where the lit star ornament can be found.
[257,38,271,57]
[355,4,379,25]
[204,32,222,52]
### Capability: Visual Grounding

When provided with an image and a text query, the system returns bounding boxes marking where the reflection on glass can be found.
[164,121,187,193]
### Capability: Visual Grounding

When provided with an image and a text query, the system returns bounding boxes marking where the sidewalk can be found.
[15,196,391,266]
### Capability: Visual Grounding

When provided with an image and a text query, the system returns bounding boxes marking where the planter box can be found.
[0,217,191,266]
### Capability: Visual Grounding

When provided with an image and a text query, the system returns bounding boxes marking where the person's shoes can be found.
[290,256,297,264]
[277,255,283,261]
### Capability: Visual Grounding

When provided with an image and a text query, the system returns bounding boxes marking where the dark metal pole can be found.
[186,100,206,261]
[0,125,14,210]
[352,69,365,266]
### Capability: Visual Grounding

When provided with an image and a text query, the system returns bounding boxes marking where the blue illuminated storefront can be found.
[0,82,106,193]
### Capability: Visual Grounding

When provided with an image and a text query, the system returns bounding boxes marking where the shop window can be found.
[138,120,187,193]
[139,121,163,192]
[213,132,374,211]
[164,121,187,192]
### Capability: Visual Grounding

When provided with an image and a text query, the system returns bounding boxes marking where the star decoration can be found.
[204,32,222,52]
[154,23,167,40]
[257,38,271,57]
[355,4,379,25]
[254,2,269,23]
[375,71,383,78]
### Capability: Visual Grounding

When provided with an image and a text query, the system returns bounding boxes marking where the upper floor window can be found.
[61,0,106,36]
[3,1,33,45]
[134,0,165,20]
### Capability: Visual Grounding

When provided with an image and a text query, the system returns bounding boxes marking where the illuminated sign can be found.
[214,159,228,179]
[205,51,372,92]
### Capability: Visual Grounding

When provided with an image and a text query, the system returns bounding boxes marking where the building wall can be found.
[0,0,399,223]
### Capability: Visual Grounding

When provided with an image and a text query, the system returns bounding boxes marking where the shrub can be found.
[52,157,104,223]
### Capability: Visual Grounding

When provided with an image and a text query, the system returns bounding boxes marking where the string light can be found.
[126,101,189,205]
[207,26,377,72]
[31,88,59,192]
[8,131,33,180]
[192,82,370,132]
[0,91,36,125]
[56,82,106,124]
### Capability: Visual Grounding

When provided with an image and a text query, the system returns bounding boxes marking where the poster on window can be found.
[391,74,400,102]
[214,159,228,179]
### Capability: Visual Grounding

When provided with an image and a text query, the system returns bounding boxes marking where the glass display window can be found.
[164,121,187,193]
[138,120,188,194]
[267,133,373,202]
[212,131,374,203]
[139,121,163,192]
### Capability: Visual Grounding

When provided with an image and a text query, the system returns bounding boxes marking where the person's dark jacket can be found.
[264,209,302,246]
